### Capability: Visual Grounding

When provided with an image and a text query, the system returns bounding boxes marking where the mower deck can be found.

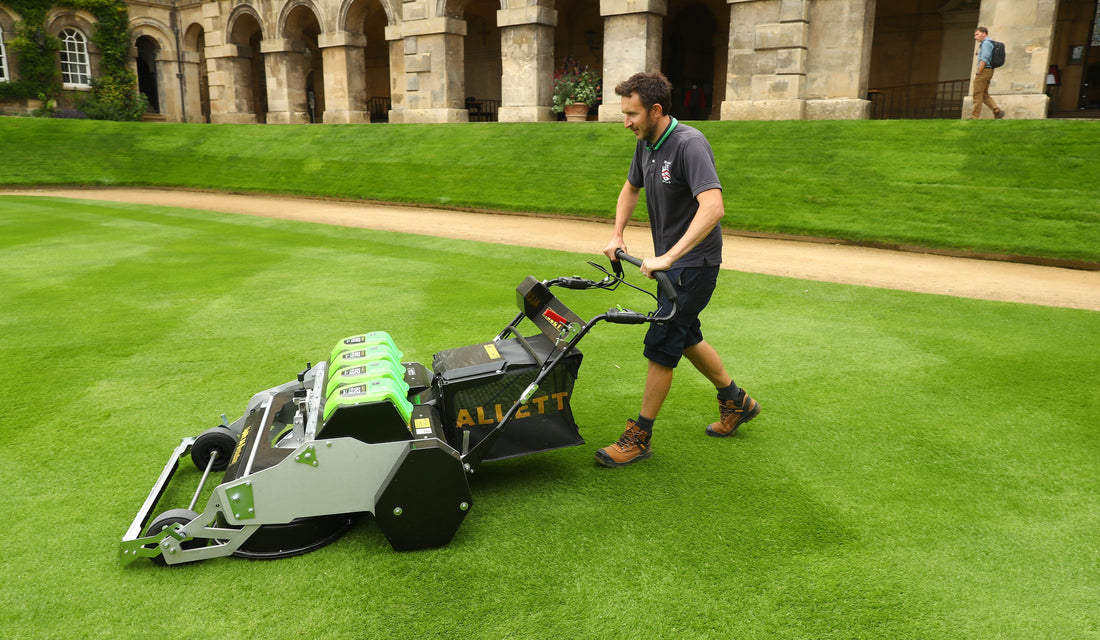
[120,254,675,565]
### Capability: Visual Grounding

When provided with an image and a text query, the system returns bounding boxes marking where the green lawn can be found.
[1,196,1096,639]
[2,117,1098,263]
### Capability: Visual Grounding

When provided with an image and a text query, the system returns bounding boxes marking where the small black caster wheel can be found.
[191,426,238,472]
[144,508,202,566]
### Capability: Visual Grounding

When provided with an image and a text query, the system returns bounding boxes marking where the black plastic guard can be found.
[374,443,471,551]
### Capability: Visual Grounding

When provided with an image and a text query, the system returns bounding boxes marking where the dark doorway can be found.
[136,36,160,113]
[665,2,719,120]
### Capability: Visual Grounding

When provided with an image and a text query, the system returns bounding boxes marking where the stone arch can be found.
[341,0,393,120]
[341,0,398,27]
[129,18,176,56]
[0,5,19,30]
[268,2,325,122]
[226,4,267,43]
[182,21,211,122]
[224,6,267,122]
[45,8,98,34]
[45,7,99,60]
[278,0,328,36]
[134,33,161,112]
[183,21,205,53]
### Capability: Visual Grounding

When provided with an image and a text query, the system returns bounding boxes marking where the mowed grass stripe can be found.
[0,197,1096,640]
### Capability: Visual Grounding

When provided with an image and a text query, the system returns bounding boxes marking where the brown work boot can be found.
[705,393,760,437]
[994,109,1006,119]
[595,420,652,467]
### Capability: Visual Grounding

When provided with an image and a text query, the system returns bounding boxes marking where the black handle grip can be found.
[605,309,647,324]
[556,276,595,290]
[614,249,678,305]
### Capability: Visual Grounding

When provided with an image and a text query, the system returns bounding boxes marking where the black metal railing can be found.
[868,79,970,120]
[366,96,391,122]
[465,97,501,122]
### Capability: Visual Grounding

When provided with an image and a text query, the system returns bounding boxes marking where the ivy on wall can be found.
[0,0,60,100]
[1,0,146,119]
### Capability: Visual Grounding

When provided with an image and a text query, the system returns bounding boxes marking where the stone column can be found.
[961,0,1055,119]
[386,12,468,123]
[722,0,809,120]
[598,0,666,122]
[497,3,557,122]
[319,31,370,123]
[385,33,407,120]
[180,52,205,123]
[155,52,182,122]
[198,2,255,123]
[804,0,874,120]
[261,38,310,124]
[205,44,261,124]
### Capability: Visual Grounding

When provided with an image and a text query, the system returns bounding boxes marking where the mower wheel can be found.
[145,508,202,566]
[191,426,238,472]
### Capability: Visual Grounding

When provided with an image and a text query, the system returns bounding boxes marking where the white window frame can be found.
[59,28,91,88]
[0,25,10,83]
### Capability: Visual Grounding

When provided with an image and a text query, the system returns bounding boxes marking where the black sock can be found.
[717,382,744,403]
[635,415,655,436]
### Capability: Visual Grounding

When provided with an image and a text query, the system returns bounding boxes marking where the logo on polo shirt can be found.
[661,160,672,183]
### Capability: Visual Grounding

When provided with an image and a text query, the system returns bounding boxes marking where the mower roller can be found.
[119,251,677,565]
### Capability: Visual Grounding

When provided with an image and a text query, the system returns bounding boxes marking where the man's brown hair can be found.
[976,26,988,35]
[615,72,673,115]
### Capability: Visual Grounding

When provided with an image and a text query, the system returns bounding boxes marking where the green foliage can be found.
[29,91,55,116]
[552,56,602,112]
[78,70,148,120]
[0,18,63,99]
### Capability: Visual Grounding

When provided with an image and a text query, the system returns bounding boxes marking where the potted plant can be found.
[552,57,601,121]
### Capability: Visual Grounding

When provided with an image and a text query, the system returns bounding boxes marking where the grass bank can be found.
[2,117,1098,262]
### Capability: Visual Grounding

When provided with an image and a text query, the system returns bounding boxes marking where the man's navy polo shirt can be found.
[627,118,723,268]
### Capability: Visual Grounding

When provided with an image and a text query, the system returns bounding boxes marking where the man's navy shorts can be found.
[643,265,720,368]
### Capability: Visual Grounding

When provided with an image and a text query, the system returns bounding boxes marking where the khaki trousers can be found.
[971,68,1000,119]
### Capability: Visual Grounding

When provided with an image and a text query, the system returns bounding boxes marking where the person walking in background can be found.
[972,27,1005,120]
[595,71,760,468]
[684,83,706,120]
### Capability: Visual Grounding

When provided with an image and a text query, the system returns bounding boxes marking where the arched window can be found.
[59,28,91,87]
[0,25,10,83]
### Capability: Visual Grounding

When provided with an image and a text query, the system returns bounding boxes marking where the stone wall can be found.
[0,0,1072,123]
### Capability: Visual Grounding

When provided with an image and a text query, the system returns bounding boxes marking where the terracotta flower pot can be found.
[564,103,589,122]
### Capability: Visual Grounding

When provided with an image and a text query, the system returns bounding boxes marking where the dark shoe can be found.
[994,109,1005,119]
[705,394,760,437]
[595,420,652,467]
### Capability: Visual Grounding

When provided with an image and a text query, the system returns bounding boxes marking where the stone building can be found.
[1,0,1097,123]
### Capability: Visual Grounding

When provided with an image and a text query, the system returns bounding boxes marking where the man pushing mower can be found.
[596,71,761,468]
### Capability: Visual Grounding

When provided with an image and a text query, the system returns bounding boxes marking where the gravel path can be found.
[5,187,1097,311]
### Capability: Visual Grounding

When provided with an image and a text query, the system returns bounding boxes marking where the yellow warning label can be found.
[484,344,501,359]
[413,418,433,436]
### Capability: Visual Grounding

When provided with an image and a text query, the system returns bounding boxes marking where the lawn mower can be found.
[119,251,677,565]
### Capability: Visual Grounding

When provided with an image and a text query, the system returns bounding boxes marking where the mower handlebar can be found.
[613,250,678,307]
